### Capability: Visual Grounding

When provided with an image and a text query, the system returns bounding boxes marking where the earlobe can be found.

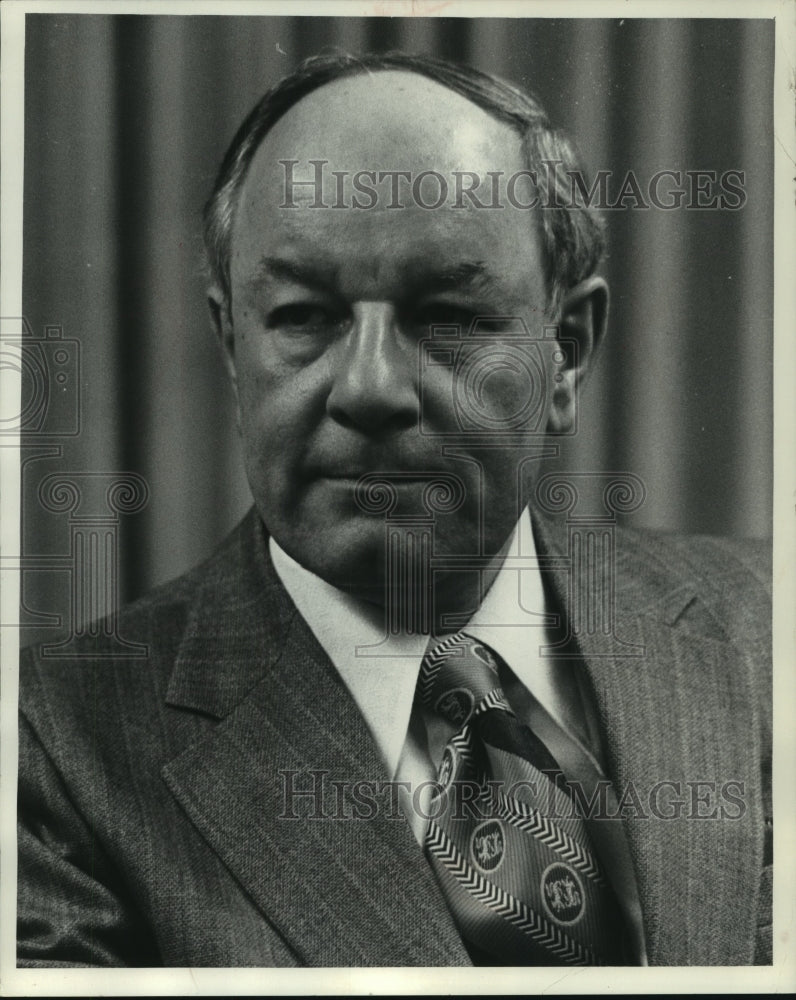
[547,275,609,434]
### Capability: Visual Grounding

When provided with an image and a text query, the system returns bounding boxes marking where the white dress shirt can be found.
[269,509,647,964]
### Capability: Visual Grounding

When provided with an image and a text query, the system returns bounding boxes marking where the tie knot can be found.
[418,632,509,729]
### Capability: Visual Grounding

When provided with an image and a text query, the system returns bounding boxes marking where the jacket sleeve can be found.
[17,711,160,967]
[693,534,772,965]
[636,530,773,965]
[716,536,772,966]
[678,533,773,965]
[753,732,773,965]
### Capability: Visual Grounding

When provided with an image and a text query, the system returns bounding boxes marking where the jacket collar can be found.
[164,506,763,966]
[163,509,470,966]
[532,511,764,965]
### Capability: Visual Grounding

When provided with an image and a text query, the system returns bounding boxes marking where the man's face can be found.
[216,71,578,601]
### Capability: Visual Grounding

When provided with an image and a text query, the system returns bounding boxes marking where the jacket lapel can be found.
[533,511,764,965]
[160,507,763,966]
[161,510,470,967]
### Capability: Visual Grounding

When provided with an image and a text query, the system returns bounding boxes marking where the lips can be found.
[303,441,461,489]
[318,472,438,480]
[306,454,452,480]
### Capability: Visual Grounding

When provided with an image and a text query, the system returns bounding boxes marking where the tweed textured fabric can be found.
[16,508,772,966]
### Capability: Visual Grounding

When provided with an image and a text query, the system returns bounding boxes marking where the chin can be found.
[270,513,390,598]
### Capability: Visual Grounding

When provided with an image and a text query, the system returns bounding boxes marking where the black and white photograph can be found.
[1,0,793,994]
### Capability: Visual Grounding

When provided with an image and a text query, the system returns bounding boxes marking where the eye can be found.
[266,303,348,333]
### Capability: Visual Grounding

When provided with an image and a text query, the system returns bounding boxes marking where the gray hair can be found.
[203,51,605,316]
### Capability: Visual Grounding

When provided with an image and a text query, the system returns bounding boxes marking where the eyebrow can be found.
[412,260,496,296]
[245,256,339,294]
[244,255,500,298]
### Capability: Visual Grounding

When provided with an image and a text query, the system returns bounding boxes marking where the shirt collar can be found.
[268,538,428,779]
[268,508,589,779]
[464,509,591,749]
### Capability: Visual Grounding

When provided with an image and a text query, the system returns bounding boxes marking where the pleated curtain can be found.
[20,14,773,636]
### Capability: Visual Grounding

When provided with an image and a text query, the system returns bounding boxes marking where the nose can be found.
[326,302,419,434]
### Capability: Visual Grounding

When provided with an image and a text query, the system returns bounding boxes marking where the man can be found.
[17,52,772,967]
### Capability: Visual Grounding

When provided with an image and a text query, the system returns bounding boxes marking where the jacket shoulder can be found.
[619,525,771,591]
[612,523,772,701]
[613,524,772,612]
[18,510,260,731]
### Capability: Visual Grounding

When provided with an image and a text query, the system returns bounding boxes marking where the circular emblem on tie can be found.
[437,747,455,790]
[471,819,505,873]
[434,687,474,727]
[541,862,585,925]
[430,747,458,803]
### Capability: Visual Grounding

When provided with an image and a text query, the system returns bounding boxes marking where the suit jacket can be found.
[17,507,772,967]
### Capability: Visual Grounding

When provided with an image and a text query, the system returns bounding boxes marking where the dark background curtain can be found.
[20,14,774,643]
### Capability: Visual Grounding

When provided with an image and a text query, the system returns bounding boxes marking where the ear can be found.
[546,275,608,434]
[207,284,240,420]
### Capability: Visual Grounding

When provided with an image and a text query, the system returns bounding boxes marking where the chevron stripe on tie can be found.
[417,631,631,966]
[426,820,596,966]
[492,788,607,885]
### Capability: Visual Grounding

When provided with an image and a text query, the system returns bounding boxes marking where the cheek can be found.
[423,341,551,435]
[234,346,329,461]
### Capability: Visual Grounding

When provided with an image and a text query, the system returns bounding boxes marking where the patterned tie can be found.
[418,632,630,966]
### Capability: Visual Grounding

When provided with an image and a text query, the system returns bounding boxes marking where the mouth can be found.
[314,471,455,488]
[313,468,469,517]
[319,472,436,480]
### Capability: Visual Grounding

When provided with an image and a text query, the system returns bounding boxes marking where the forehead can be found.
[231,71,543,294]
[257,70,524,172]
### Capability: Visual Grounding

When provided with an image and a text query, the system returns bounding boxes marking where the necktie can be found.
[418,631,630,966]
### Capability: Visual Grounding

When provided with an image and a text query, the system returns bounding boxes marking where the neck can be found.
[351,533,513,639]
